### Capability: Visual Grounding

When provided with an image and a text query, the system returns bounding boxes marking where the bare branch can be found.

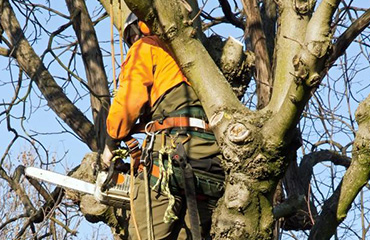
[263,0,341,145]
[0,0,98,151]
[273,194,306,219]
[242,0,272,109]
[65,0,111,151]
[0,46,10,56]
[328,8,370,67]
[0,214,28,230]
[0,166,35,215]
[299,150,351,188]
[309,93,370,239]
[218,0,245,29]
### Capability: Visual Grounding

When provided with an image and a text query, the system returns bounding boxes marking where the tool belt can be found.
[149,156,225,199]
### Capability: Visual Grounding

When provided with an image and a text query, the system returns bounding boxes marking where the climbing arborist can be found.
[102,12,224,240]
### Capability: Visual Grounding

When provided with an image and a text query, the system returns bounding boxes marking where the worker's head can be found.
[123,13,151,47]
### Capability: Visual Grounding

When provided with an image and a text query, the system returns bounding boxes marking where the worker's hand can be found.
[101,144,114,170]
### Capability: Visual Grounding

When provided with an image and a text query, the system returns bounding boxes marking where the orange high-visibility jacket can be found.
[106,35,189,140]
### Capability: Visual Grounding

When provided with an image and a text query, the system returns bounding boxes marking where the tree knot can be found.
[292,55,308,85]
[227,122,251,144]
[307,40,330,59]
[293,0,316,15]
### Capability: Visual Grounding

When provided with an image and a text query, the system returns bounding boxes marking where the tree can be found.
[0,0,370,239]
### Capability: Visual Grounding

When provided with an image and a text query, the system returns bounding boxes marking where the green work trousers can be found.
[128,83,222,239]
[129,175,215,240]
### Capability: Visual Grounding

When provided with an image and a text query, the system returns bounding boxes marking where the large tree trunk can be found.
[120,0,345,239]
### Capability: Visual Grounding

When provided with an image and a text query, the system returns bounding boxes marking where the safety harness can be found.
[105,106,224,240]
[131,108,225,197]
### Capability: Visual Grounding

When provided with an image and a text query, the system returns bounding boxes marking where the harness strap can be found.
[131,116,212,134]
[173,143,202,240]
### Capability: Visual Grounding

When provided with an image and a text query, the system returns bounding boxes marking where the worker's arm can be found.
[102,38,155,167]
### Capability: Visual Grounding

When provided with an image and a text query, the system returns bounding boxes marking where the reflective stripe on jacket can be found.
[106,35,189,140]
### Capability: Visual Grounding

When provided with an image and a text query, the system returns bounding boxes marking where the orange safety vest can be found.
[106,35,189,140]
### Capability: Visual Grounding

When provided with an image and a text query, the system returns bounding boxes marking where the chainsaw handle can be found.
[101,161,115,192]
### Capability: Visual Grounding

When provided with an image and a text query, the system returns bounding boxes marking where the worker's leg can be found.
[183,197,216,240]
[169,196,217,240]
[129,175,187,240]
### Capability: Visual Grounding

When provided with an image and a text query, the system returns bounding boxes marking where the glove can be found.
[101,144,114,170]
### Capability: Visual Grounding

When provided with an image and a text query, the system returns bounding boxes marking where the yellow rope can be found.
[152,146,178,223]
[119,0,124,65]
[110,3,140,239]
[143,164,155,240]
[110,0,116,92]
[130,155,142,240]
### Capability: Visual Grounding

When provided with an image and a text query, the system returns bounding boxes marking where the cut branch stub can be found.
[293,0,316,15]
[307,40,330,59]
[225,173,251,211]
[306,73,321,88]
[292,55,309,85]
[220,37,244,73]
[227,122,251,144]
[204,35,253,99]
[209,111,227,128]
[223,147,237,161]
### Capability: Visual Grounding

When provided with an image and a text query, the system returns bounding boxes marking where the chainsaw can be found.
[25,166,131,208]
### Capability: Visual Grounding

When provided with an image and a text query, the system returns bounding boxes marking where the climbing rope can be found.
[152,144,178,223]
[119,0,124,65]
[109,2,142,239]
[110,0,116,93]
[130,153,142,240]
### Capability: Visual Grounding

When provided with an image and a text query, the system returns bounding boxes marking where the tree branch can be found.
[218,0,245,29]
[261,0,277,62]
[263,0,341,146]
[0,46,10,56]
[273,194,306,219]
[309,94,370,239]
[276,150,350,231]
[0,214,29,230]
[0,166,35,215]
[266,0,311,112]
[242,0,272,109]
[0,0,98,151]
[298,150,351,190]
[66,0,111,151]
[328,8,370,66]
